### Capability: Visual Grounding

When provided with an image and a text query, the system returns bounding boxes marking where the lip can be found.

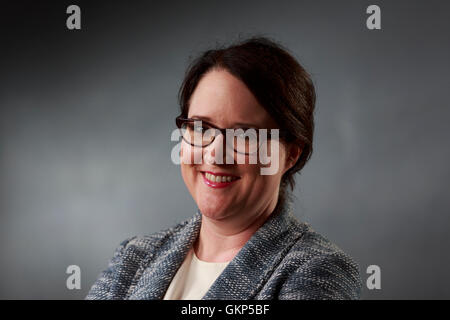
[201,171,240,189]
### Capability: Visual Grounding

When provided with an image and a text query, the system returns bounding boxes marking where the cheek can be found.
[240,162,281,189]
[180,142,203,164]
[256,140,287,176]
[239,165,282,207]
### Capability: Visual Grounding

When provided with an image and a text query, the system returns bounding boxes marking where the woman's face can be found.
[180,68,296,224]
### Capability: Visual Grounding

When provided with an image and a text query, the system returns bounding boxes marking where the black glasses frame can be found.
[175,116,283,155]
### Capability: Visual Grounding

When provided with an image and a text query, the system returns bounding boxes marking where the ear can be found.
[283,142,303,175]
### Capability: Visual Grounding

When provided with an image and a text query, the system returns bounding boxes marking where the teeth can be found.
[204,172,238,183]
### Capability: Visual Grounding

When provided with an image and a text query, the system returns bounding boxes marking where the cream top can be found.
[163,247,230,300]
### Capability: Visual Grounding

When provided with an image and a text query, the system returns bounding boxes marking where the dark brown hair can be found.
[178,36,316,207]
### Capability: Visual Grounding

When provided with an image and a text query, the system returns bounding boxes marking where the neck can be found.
[194,201,278,263]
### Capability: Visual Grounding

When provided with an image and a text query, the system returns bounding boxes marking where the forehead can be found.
[187,69,276,128]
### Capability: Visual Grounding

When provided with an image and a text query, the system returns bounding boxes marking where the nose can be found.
[203,133,233,165]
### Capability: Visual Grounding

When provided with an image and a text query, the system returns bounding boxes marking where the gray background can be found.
[1,0,449,299]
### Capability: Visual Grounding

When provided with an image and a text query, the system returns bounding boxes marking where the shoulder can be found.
[118,214,195,258]
[277,219,362,299]
[86,214,196,299]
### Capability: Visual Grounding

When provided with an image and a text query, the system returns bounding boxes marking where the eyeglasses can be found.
[175,116,281,155]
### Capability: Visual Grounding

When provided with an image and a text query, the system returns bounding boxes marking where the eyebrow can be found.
[189,115,261,129]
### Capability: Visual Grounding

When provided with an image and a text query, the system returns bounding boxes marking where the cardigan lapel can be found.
[127,204,307,300]
[202,205,307,300]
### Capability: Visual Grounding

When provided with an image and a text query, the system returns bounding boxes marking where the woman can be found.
[86,37,362,300]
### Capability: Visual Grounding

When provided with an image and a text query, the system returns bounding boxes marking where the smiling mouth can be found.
[201,171,240,188]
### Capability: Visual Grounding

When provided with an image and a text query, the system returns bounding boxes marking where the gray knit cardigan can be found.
[86,206,362,300]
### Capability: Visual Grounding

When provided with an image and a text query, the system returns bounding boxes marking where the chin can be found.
[197,200,232,220]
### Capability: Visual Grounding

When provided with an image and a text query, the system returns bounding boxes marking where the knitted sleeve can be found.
[278,251,362,300]
[85,236,137,300]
